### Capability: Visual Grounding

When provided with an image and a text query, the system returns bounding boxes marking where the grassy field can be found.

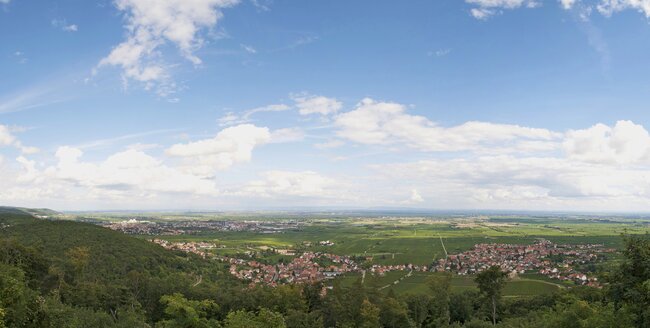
[334,271,562,297]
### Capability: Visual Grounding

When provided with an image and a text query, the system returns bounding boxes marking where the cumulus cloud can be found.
[292,94,342,116]
[564,120,650,165]
[334,98,559,153]
[14,147,218,198]
[372,155,650,210]
[7,93,650,211]
[402,189,424,204]
[166,124,271,176]
[98,0,239,94]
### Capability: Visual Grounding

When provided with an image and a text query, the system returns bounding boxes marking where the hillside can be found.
[0,206,59,217]
[0,208,236,326]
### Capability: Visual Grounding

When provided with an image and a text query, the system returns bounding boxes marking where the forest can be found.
[1,208,649,328]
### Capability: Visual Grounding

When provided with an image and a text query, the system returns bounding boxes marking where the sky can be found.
[2,0,650,211]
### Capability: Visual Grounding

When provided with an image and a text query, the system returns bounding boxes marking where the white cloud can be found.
[241,44,257,53]
[12,147,218,199]
[466,0,540,19]
[403,189,424,204]
[560,0,578,10]
[0,124,39,154]
[269,127,304,143]
[564,120,650,165]
[597,0,650,17]
[236,170,342,198]
[218,104,290,126]
[334,98,559,153]
[74,128,181,150]
[0,85,63,114]
[52,19,79,32]
[372,155,650,210]
[292,94,342,116]
[471,8,497,19]
[98,0,239,94]
[63,24,78,32]
[243,104,290,119]
[250,0,271,11]
[0,0,10,4]
[0,125,17,146]
[166,124,271,176]
[217,112,242,126]
[468,0,650,19]
[429,48,452,57]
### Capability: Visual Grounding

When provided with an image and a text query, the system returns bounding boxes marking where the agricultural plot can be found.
[119,214,650,297]
[148,217,644,267]
[335,271,561,297]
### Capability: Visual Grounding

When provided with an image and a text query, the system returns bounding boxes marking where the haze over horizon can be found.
[3,0,650,211]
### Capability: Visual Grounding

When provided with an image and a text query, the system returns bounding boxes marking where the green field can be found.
[112,214,650,298]
[148,217,642,266]
[334,271,562,297]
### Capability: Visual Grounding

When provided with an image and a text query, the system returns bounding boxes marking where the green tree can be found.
[302,282,323,312]
[285,309,323,328]
[0,264,38,327]
[360,299,380,328]
[425,273,451,327]
[475,266,508,325]
[608,234,650,327]
[449,290,479,325]
[223,308,286,328]
[156,293,220,328]
[0,239,50,288]
[404,294,430,328]
[38,293,117,328]
[65,246,91,280]
[0,307,6,328]
[380,297,414,328]
[523,299,636,328]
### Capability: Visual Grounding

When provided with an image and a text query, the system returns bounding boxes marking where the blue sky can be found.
[2,0,650,211]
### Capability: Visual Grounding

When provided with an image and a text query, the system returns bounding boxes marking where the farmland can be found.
[337,272,563,297]
[71,211,650,297]
[132,215,642,266]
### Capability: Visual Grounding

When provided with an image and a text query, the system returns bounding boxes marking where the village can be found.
[151,238,615,288]
[434,239,615,287]
[104,219,304,235]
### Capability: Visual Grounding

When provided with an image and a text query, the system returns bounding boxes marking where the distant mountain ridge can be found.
[0,206,59,217]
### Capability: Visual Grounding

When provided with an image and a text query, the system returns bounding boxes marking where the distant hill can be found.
[0,206,232,323]
[0,206,59,217]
